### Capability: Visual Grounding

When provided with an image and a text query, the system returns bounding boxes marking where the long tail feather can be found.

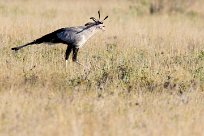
[11,41,35,51]
[11,28,65,51]
[11,33,53,51]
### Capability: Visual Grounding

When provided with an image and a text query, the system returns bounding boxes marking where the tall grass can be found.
[0,0,204,136]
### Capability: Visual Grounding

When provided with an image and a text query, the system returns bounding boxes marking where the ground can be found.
[0,0,204,136]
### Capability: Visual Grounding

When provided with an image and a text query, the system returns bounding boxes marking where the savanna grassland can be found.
[1,0,204,136]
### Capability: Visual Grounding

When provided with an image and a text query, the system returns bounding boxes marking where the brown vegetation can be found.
[0,0,204,135]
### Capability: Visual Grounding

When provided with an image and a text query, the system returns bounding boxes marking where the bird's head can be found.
[85,10,108,31]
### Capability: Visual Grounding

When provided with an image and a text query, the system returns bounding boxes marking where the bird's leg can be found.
[72,47,84,67]
[65,45,73,69]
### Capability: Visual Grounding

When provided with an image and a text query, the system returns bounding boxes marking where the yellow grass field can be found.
[1,0,204,135]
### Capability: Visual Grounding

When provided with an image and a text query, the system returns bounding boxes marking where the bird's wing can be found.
[56,26,85,44]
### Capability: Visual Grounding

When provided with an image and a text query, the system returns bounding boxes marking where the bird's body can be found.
[56,25,99,48]
[11,11,108,67]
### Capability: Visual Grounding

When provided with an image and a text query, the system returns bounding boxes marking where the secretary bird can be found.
[11,11,108,67]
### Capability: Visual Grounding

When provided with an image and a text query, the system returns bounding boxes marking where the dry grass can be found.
[1,0,204,136]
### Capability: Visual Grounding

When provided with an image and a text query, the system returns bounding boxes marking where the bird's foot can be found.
[66,60,68,68]
[65,60,89,70]
[74,61,91,70]
[65,60,73,70]
[75,61,84,67]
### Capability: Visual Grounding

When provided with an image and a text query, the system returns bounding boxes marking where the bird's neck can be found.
[82,25,99,39]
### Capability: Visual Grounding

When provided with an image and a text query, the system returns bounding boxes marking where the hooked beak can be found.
[100,26,106,31]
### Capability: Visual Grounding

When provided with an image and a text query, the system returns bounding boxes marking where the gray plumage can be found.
[11,11,108,66]
[56,25,101,48]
